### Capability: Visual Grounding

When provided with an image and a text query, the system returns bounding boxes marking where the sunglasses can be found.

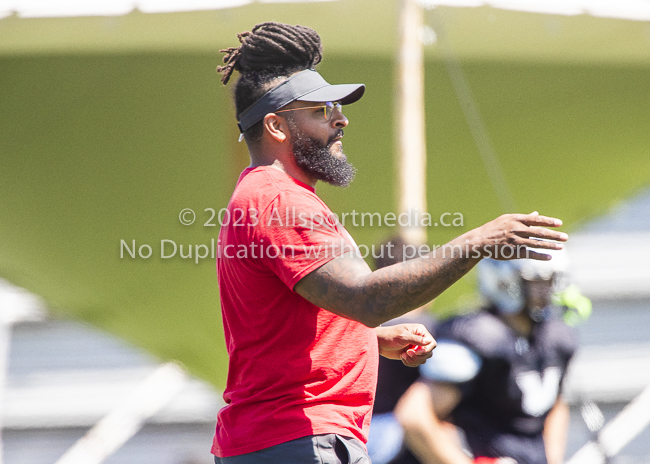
[275,101,343,121]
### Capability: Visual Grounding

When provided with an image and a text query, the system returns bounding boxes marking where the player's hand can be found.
[376,323,436,367]
[468,212,568,261]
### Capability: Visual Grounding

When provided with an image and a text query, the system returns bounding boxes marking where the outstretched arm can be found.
[395,381,472,464]
[544,397,571,464]
[295,213,568,327]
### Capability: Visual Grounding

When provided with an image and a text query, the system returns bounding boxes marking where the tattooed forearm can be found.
[369,252,476,315]
[294,213,568,327]
[295,237,481,327]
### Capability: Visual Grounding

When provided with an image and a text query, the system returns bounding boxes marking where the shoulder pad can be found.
[539,318,579,359]
[419,339,482,383]
[437,312,515,360]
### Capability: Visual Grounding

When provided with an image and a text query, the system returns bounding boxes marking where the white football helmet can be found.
[478,248,568,315]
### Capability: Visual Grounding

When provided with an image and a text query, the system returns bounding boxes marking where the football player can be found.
[394,250,583,464]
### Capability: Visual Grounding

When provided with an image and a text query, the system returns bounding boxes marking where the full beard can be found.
[290,127,356,188]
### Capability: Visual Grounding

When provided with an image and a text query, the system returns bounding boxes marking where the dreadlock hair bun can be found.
[218,22,322,85]
[218,22,323,143]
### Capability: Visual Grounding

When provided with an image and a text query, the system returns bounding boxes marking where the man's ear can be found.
[263,113,289,143]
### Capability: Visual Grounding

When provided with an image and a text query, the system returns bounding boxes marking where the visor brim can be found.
[298,83,365,105]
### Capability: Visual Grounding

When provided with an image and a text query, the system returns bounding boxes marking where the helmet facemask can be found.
[478,248,568,320]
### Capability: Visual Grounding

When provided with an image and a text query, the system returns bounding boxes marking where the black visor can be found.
[237,69,365,133]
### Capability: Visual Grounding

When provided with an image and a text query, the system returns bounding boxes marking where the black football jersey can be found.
[433,311,578,464]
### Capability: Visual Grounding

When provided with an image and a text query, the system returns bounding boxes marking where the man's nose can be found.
[333,109,348,128]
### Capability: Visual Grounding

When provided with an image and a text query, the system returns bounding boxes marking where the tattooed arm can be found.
[294,212,567,327]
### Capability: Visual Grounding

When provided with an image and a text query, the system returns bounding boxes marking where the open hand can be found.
[469,211,568,261]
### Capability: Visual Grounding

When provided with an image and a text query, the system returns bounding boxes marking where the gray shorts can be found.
[214,434,371,464]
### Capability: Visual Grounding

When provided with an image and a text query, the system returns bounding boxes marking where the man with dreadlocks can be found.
[214,22,568,464]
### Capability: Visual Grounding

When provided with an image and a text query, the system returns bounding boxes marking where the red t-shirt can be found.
[212,166,379,457]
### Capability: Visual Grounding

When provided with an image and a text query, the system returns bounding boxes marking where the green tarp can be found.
[2,1,650,387]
